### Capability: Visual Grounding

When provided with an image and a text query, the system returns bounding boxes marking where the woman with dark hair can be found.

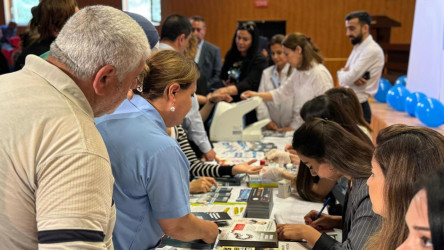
[325,87,372,138]
[276,119,380,250]
[296,95,372,208]
[242,32,333,129]
[365,125,444,250]
[397,168,444,249]
[14,0,78,70]
[262,95,372,209]
[214,21,268,125]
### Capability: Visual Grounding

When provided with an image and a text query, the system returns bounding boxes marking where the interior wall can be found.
[1,0,415,83]
[161,0,415,83]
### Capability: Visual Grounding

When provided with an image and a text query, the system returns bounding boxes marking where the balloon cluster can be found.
[374,75,444,127]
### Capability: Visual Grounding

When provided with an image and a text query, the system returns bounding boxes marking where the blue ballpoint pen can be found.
[314,197,331,220]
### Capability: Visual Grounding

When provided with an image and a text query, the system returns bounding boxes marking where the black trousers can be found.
[361,101,371,124]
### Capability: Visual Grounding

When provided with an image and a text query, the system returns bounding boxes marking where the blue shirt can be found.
[95,95,191,250]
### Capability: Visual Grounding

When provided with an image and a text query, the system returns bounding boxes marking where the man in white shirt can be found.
[337,11,384,124]
[189,15,222,91]
[0,6,150,249]
[160,14,217,161]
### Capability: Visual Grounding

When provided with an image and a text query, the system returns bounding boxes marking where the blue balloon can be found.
[415,97,444,127]
[404,92,427,117]
[386,85,410,111]
[374,78,392,102]
[395,75,407,86]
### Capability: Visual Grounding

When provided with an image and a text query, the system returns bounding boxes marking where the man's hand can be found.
[203,149,216,161]
[240,90,257,100]
[340,66,349,71]
[232,159,262,175]
[353,77,367,86]
[189,177,217,194]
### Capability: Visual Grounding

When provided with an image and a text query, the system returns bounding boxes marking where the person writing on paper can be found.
[95,50,218,249]
[397,168,444,250]
[168,125,262,193]
[276,119,380,250]
[261,95,373,213]
[365,125,444,250]
[256,34,295,131]
[241,32,333,129]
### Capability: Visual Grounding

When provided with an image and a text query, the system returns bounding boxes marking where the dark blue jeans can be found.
[361,101,371,124]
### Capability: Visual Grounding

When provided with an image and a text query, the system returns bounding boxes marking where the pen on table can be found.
[314,197,331,220]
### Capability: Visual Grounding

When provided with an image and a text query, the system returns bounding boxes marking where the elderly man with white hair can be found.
[0,5,150,249]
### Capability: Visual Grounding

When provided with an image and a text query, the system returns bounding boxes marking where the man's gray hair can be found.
[50,5,150,81]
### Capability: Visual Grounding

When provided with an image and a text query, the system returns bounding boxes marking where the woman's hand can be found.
[259,166,285,182]
[304,210,342,230]
[222,79,234,86]
[276,224,321,246]
[266,121,279,131]
[189,177,217,194]
[203,149,216,161]
[276,126,294,132]
[265,149,291,164]
[232,160,262,175]
[207,92,233,104]
[240,90,257,100]
[284,144,298,157]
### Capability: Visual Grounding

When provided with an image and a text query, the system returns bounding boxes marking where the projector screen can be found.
[407,0,444,102]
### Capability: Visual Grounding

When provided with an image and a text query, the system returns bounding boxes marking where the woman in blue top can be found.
[95,50,218,250]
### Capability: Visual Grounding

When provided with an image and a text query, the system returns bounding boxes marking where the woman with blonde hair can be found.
[95,50,218,249]
[366,125,444,250]
[242,32,333,129]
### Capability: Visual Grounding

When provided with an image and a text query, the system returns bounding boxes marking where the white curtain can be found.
[407,0,444,102]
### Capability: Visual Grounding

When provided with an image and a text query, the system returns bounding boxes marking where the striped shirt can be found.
[172,126,233,179]
[314,178,381,250]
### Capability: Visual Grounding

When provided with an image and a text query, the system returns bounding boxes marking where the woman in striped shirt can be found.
[169,125,262,193]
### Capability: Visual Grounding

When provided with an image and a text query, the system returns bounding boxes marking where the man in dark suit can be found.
[190,16,222,91]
